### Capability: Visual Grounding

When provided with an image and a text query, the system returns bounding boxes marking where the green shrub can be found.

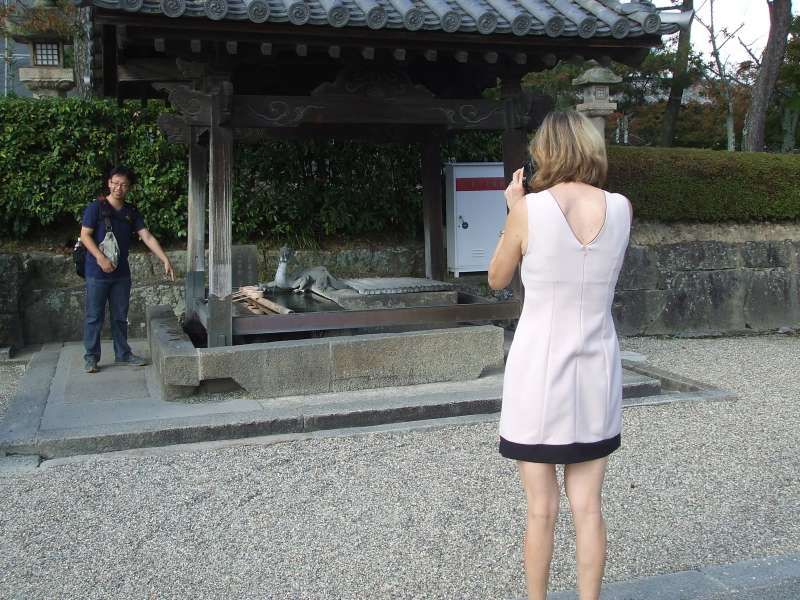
[0,97,186,239]
[1,97,799,244]
[607,147,800,221]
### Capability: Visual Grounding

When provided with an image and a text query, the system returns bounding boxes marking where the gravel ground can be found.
[0,360,27,422]
[0,335,798,600]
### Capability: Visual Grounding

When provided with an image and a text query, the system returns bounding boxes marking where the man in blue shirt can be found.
[80,166,175,373]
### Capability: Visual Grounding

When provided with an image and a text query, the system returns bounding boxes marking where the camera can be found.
[522,158,534,194]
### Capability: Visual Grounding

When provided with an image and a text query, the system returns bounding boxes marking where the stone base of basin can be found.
[147,305,504,402]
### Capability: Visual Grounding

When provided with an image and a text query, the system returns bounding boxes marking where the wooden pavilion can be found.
[75,0,691,346]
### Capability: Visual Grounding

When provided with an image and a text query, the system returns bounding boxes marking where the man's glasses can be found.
[109,182,130,189]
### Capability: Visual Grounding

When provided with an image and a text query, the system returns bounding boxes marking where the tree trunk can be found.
[782,106,799,151]
[72,7,94,99]
[661,0,693,146]
[726,98,736,150]
[743,0,793,152]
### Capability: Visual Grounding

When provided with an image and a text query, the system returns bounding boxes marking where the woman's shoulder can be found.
[603,190,633,219]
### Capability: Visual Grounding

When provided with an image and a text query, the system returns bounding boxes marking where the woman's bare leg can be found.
[564,457,609,600]
[517,461,560,600]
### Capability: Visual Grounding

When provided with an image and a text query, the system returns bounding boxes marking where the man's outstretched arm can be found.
[138,229,175,281]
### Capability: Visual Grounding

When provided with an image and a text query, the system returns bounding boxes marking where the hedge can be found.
[1,96,799,243]
[606,147,800,222]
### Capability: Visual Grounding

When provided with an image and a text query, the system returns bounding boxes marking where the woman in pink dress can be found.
[488,111,633,600]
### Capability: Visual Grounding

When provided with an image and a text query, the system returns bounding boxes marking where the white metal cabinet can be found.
[445,162,507,277]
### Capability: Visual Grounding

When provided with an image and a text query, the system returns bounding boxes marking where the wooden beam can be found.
[230,94,507,130]
[421,136,445,281]
[207,96,234,347]
[185,132,208,323]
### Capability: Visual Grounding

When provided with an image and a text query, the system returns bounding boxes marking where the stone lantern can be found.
[572,60,622,137]
[4,0,75,98]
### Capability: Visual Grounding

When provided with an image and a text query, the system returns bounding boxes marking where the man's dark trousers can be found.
[83,277,133,362]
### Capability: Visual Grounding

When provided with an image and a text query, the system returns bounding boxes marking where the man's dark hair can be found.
[108,165,138,186]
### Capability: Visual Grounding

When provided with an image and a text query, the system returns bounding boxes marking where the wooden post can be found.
[501,75,528,304]
[185,130,207,323]
[207,96,233,347]
[421,136,444,281]
[101,25,117,98]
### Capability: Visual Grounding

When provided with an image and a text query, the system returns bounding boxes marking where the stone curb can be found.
[0,347,735,460]
[546,553,800,600]
[0,344,61,454]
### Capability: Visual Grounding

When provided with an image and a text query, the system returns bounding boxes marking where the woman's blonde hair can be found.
[529,110,607,192]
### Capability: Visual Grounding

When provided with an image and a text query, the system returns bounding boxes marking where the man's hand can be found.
[505,168,526,211]
[98,255,116,273]
[163,259,175,281]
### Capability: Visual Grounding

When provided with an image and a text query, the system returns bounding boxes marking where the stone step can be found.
[621,370,662,399]
[5,368,667,459]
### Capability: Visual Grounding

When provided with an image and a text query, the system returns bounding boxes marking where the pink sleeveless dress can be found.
[499,188,631,464]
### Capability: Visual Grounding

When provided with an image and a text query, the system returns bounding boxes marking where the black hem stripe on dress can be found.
[499,434,621,464]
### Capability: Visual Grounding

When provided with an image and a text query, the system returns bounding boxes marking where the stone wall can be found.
[0,254,23,350]
[0,245,425,348]
[613,240,800,336]
[0,225,798,348]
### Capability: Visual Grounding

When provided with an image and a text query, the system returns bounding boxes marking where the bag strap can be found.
[99,197,113,233]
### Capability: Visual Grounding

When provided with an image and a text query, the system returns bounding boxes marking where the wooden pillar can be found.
[185,130,207,323]
[101,25,118,98]
[207,101,233,347]
[501,76,528,303]
[421,136,445,281]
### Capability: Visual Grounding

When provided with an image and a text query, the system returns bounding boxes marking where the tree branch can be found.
[737,37,762,67]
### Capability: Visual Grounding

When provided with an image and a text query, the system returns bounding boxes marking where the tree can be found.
[695,0,745,150]
[662,0,694,146]
[778,16,800,151]
[742,0,793,151]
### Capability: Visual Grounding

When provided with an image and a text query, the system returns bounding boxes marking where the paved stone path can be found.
[0,334,798,599]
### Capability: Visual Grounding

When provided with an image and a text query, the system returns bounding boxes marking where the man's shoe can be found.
[85,358,98,373]
[115,354,147,366]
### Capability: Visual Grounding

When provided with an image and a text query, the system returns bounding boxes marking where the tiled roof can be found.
[82,0,689,39]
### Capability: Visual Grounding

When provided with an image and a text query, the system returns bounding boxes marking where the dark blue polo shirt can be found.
[81,198,145,279]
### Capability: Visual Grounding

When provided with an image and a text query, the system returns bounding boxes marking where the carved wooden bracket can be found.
[503,92,555,132]
[153,83,212,123]
[153,79,233,126]
[157,113,190,143]
[156,114,209,145]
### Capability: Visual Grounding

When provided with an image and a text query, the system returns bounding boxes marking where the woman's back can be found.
[499,184,631,463]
